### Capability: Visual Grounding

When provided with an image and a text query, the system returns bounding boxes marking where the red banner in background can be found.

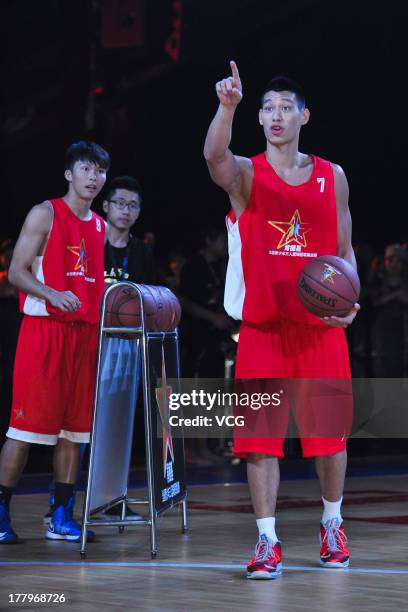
[164,0,183,62]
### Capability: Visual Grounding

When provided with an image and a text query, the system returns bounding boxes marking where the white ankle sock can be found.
[256,517,277,543]
[321,497,343,523]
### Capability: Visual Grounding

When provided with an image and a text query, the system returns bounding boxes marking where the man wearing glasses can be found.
[101,175,155,521]
[103,176,155,286]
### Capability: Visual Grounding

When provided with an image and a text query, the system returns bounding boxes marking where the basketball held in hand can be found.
[104,284,181,331]
[297,255,360,318]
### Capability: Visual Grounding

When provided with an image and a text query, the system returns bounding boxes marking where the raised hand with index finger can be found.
[215,60,243,107]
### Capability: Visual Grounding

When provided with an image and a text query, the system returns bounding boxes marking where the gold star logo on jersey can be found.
[268,209,310,249]
[67,238,88,273]
[14,407,24,419]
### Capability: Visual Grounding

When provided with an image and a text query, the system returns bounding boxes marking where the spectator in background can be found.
[159,250,186,294]
[346,243,374,377]
[103,175,155,517]
[100,174,156,519]
[368,243,408,377]
[178,228,235,465]
[179,227,233,378]
[103,176,156,285]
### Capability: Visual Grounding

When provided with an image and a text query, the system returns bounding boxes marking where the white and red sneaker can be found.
[246,534,282,579]
[319,518,349,568]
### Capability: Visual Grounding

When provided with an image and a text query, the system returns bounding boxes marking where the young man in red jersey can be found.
[0,141,109,543]
[204,62,359,579]
[43,174,155,526]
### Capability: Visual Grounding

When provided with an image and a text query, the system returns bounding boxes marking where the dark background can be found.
[2,0,406,257]
[1,0,408,468]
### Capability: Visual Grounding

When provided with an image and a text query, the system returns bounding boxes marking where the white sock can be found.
[256,517,278,543]
[321,497,343,524]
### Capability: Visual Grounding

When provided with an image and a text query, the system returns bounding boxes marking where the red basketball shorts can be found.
[8,316,99,445]
[233,320,352,458]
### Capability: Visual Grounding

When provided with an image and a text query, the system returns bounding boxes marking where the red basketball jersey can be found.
[19,198,105,324]
[224,153,338,325]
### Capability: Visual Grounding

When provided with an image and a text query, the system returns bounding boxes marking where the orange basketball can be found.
[297,255,360,318]
[104,284,181,331]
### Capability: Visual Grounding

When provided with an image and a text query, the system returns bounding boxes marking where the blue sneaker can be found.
[0,500,18,544]
[43,494,75,525]
[46,505,94,542]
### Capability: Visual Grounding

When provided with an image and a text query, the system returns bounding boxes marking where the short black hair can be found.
[65,141,110,171]
[261,77,306,110]
[104,175,142,203]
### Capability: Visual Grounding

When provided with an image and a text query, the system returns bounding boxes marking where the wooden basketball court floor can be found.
[1,473,407,612]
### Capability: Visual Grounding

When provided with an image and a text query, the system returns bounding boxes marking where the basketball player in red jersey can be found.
[204,62,360,578]
[0,141,109,543]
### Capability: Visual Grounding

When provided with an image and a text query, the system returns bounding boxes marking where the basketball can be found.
[104,284,181,331]
[297,255,360,318]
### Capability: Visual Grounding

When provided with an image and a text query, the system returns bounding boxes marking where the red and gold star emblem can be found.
[67,238,88,272]
[268,209,310,249]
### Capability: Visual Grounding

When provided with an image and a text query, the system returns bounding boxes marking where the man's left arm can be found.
[322,164,360,328]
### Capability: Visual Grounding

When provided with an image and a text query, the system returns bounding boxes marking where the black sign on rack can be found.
[148,334,186,514]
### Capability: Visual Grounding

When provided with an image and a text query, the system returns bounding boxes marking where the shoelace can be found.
[323,520,347,552]
[254,536,274,562]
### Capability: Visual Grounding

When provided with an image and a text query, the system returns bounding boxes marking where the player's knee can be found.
[6,437,31,451]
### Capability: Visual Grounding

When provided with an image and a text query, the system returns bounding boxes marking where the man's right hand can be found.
[216,61,243,107]
[46,288,81,312]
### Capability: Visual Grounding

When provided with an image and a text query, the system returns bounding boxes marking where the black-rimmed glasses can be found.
[108,199,140,212]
